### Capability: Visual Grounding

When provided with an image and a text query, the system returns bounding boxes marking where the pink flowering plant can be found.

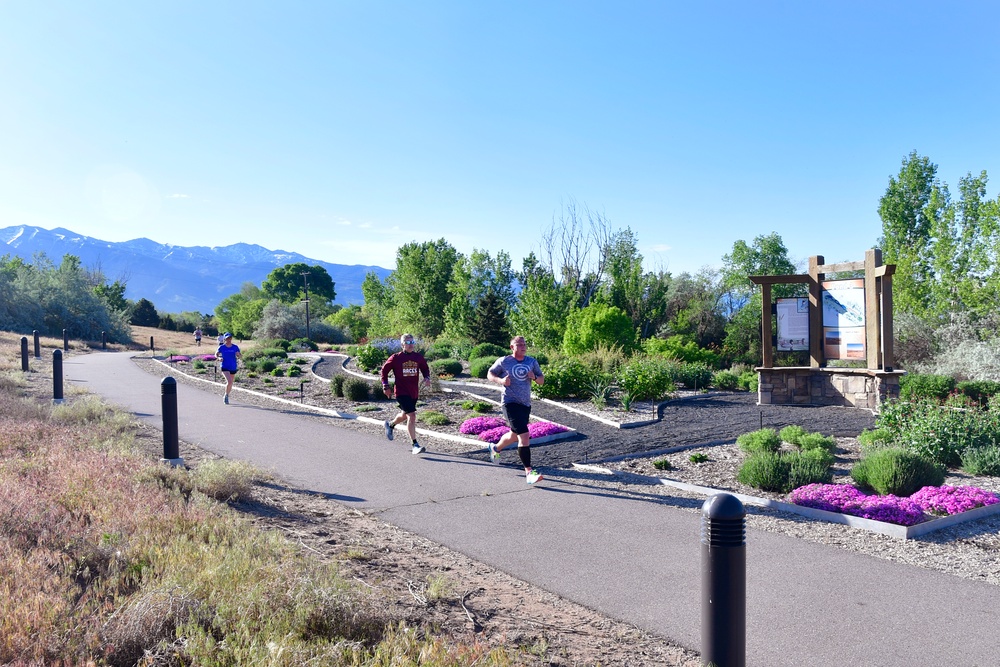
[167,355,191,362]
[790,483,1000,526]
[459,416,506,435]
[199,354,217,361]
[473,421,569,444]
[909,485,1000,516]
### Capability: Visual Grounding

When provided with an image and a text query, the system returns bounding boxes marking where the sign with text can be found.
[822,279,865,360]
[776,297,809,351]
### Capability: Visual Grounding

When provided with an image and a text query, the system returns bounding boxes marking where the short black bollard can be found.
[299,382,304,402]
[33,330,40,359]
[150,336,154,352]
[160,377,183,466]
[21,336,28,372]
[63,329,68,352]
[701,492,746,667]
[52,349,64,403]
[102,331,106,350]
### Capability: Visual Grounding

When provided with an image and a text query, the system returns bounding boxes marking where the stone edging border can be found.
[570,462,1000,540]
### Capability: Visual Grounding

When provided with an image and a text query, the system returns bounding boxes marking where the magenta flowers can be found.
[790,483,1000,526]
[910,485,1000,516]
[468,417,569,442]
[459,416,506,435]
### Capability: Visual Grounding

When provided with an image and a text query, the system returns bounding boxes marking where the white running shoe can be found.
[488,443,500,464]
[526,469,543,485]
[412,443,425,455]
[223,394,229,405]
[384,420,394,441]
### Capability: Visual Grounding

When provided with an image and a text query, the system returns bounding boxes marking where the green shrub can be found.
[419,411,450,425]
[354,404,380,412]
[899,373,955,402]
[615,357,677,401]
[850,447,945,496]
[587,374,614,409]
[576,343,628,374]
[643,335,722,368]
[429,358,463,376]
[779,425,808,446]
[689,452,709,464]
[291,357,308,365]
[331,374,346,397]
[736,371,758,392]
[355,344,389,373]
[470,342,508,360]
[271,367,286,377]
[787,450,834,488]
[258,358,279,374]
[798,432,836,452]
[289,337,318,352]
[562,303,637,355]
[713,370,739,390]
[424,341,454,361]
[857,427,894,452]
[461,400,494,413]
[956,380,1000,406]
[736,428,781,454]
[192,359,205,370]
[343,377,370,401]
[531,351,549,366]
[468,356,495,379]
[286,365,302,377]
[243,346,288,362]
[534,357,598,399]
[653,458,673,470]
[737,452,790,492]
[675,362,714,390]
[368,381,387,400]
[961,445,1000,476]
[874,399,1000,466]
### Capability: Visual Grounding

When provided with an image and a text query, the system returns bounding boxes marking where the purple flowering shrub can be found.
[460,416,506,435]
[910,485,1000,516]
[168,355,191,362]
[790,483,1000,526]
[470,420,570,444]
[199,354,217,361]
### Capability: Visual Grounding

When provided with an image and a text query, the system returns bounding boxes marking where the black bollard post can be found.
[299,382,304,402]
[150,336,154,352]
[63,329,68,351]
[214,364,217,382]
[701,492,746,667]
[160,377,183,466]
[21,336,28,372]
[102,331,106,350]
[33,330,40,359]
[52,349,64,403]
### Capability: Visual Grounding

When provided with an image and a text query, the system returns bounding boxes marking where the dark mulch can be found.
[313,358,877,469]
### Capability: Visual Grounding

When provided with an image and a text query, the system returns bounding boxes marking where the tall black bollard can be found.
[102,331,106,350]
[52,349,64,403]
[701,493,746,667]
[33,330,40,359]
[150,336,154,352]
[160,377,182,465]
[63,329,68,351]
[21,336,28,372]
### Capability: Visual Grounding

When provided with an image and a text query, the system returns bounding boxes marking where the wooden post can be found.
[808,255,824,368]
[864,249,881,370]
[760,282,773,368]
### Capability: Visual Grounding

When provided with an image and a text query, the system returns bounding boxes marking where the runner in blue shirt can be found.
[215,332,242,404]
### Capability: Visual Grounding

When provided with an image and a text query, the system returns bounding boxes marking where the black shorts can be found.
[396,395,418,414]
[502,402,531,435]
[222,367,238,375]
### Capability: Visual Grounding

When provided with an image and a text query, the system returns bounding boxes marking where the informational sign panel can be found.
[776,297,809,351]
[822,279,865,360]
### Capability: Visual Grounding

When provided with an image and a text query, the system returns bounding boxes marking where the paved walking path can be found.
[66,352,1000,667]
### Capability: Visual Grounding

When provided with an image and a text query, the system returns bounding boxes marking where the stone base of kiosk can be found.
[757,367,904,410]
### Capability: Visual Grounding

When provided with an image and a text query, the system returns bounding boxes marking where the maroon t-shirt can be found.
[380,351,430,399]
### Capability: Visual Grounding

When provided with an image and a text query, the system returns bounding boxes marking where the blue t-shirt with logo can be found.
[489,355,543,407]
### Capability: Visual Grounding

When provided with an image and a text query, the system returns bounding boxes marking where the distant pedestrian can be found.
[380,334,431,455]
[486,335,545,484]
[216,332,241,404]
[193,328,202,346]
[217,333,225,347]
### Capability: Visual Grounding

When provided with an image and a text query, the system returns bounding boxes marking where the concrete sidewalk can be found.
[65,352,1000,666]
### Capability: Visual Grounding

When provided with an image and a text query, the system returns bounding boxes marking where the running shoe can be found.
[488,443,500,464]
[412,443,425,455]
[526,469,543,485]
[384,420,394,440]
[223,394,229,405]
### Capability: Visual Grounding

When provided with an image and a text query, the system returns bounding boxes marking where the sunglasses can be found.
[403,340,415,344]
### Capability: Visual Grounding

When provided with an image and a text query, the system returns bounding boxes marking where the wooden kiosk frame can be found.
[749,249,904,409]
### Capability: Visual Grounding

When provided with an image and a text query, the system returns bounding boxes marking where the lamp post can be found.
[300,272,311,341]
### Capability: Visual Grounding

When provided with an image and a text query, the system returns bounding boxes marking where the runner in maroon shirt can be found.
[380,333,431,454]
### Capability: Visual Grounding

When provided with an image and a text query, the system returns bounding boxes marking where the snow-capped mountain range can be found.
[0,225,390,314]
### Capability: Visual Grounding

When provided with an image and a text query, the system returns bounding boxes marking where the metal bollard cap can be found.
[161,376,177,394]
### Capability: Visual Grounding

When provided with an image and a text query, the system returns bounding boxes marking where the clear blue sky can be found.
[2,1,998,277]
